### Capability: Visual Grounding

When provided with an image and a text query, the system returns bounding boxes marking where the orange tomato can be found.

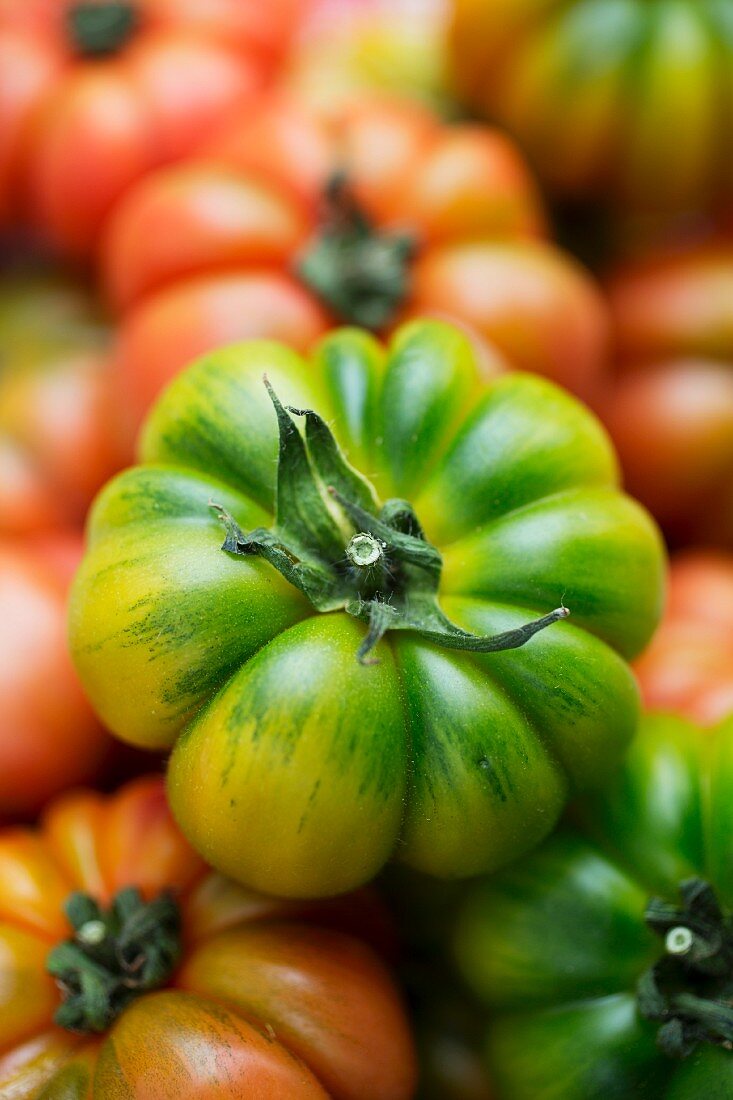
[0,533,112,819]
[0,273,124,537]
[602,244,733,546]
[634,552,733,725]
[0,0,303,254]
[101,95,609,436]
[0,775,416,1098]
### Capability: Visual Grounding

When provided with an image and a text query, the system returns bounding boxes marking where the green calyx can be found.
[211,379,569,664]
[67,2,139,57]
[639,878,733,1058]
[297,173,416,330]
[46,887,181,1034]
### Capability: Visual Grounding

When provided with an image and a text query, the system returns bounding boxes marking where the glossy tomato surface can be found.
[0,775,416,1098]
[455,714,733,1099]
[0,532,110,819]
[101,94,608,436]
[70,320,664,897]
[449,0,733,216]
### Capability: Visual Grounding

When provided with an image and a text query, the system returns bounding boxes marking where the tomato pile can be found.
[1,1,732,1096]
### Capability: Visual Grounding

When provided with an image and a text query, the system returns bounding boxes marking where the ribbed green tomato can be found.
[449,0,733,215]
[69,320,664,898]
[456,714,733,1099]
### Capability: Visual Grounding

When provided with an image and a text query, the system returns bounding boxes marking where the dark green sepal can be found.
[354,599,400,665]
[47,887,181,1034]
[346,596,570,664]
[297,173,416,330]
[212,379,570,663]
[638,877,733,1058]
[287,404,380,513]
[264,377,346,561]
[67,2,139,56]
[209,502,348,612]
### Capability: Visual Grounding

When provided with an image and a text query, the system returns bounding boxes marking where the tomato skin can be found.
[101,96,607,432]
[0,274,123,537]
[0,776,416,1098]
[455,714,733,1099]
[405,240,608,402]
[113,272,331,433]
[70,320,664,896]
[449,0,733,215]
[0,534,110,820]
[634,552,733,724]
[0,0,303,256]
[602,245,733,546]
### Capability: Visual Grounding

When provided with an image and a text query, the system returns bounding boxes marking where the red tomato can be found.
[602,243,733,546]
[634,552,733,725]
[101,95,609,436]
[0,533,111,819]
[0,0,303,253]
[0,775,416,1098]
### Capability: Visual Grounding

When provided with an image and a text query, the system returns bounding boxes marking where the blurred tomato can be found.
[285,0,450,117]
[101,94,608,438]
[602,244,733,546]
[0,774,416,1098]
[0,272,124,537]
[449,0,733,218]
[0,532,111,819]
[0,0,303,254]
[634,552,733,725]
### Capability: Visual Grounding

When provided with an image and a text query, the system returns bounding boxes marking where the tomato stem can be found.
[638,878,733,1058]
[297,173,416,330]
[210,380,570,663]
[67,2,139,57]
[47,887,181,1034]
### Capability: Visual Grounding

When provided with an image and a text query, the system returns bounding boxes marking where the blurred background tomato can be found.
[0,270,125,535]
[601,242,733,548]
[0,532,111,818]
[0,0,304,256]
[449,0,733,225]
[98,92,609,445]
[634,551,733,725]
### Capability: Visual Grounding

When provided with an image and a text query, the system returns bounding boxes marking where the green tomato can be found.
[69,320,664,898]
[455,714,733,1099]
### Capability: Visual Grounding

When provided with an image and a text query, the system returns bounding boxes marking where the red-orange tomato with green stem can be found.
[602,243,733,547]
[634,552,733,725]
[101,94,608,436]
[0,0,303,254]
[0,775,416,1099]
[0,532,111,820]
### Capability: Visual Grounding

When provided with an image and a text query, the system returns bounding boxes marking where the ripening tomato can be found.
[0,774,416,1098]
[70,320,664,898]
[101,94,608,435]
[0,532,112,819]
[602,243,733,547]
[0,0,303,253]
[634,552,733,725]
[0,272,125,536]
[455,714,733,1099]
[449,0,733,216]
